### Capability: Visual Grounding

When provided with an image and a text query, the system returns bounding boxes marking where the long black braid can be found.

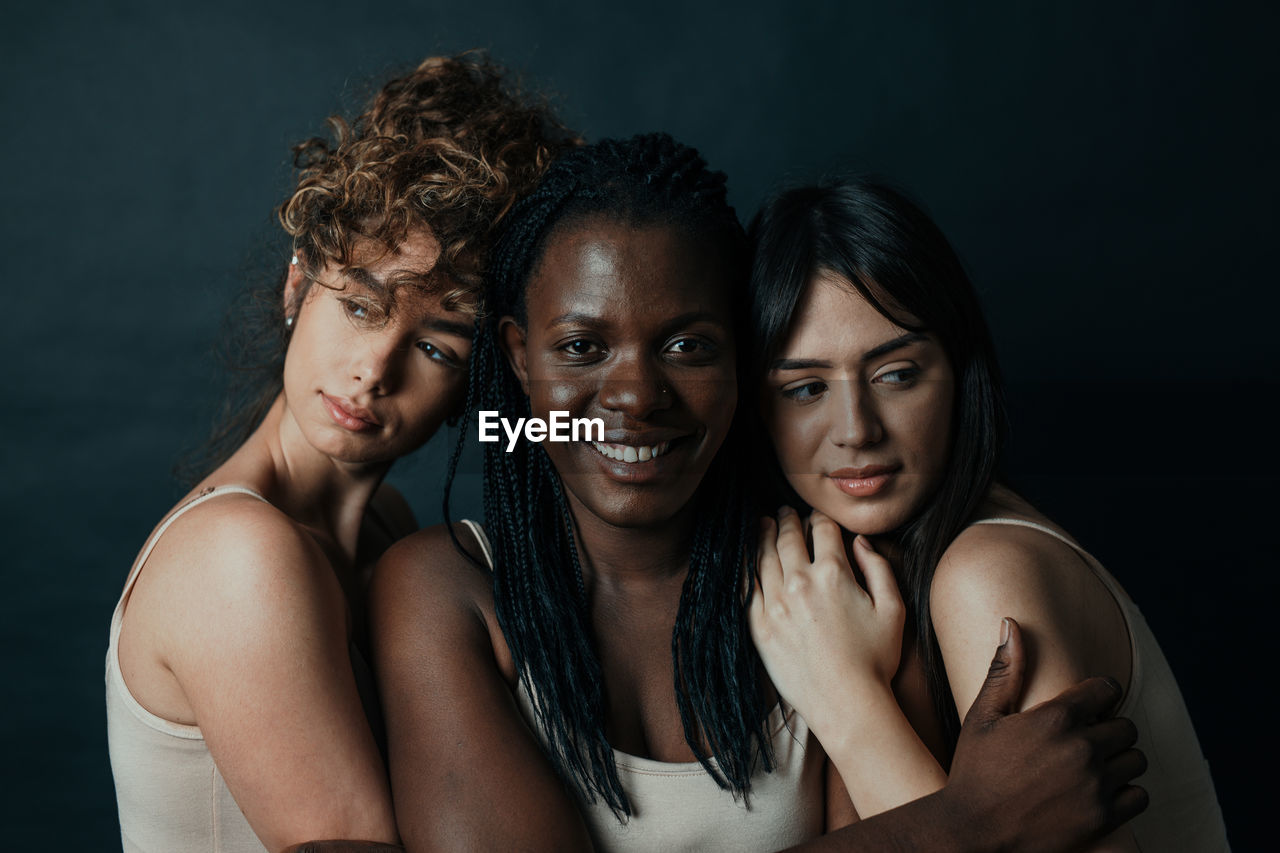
[443,133,772,817]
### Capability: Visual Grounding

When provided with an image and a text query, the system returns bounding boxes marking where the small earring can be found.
[290,255,298,266]
[285,316,295,329]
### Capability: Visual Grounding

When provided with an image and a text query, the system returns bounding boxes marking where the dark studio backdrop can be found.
[2,0,1274,846]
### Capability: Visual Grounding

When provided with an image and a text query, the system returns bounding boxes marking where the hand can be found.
[940,618,1149,852]
[748,506,905,735]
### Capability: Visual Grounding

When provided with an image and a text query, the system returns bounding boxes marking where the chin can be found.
[565,477,703,530]
[805,494,916,538]
[305,429,394,467]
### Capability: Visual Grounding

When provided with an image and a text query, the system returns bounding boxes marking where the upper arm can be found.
[154,503,396,851]
[929,530,1139,852]
[368,526,593,852]
[929,526,1128,716]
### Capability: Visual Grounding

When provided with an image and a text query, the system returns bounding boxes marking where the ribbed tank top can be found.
[458,519,825,852]
[971,518,1230,852]
[107,486,273,853]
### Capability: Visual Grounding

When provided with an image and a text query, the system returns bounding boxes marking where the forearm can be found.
[810,680,946,818]
[282,843,404,853]
[788,787,993,853]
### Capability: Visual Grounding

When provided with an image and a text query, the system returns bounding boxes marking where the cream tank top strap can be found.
[114,486,269,610]
[110,485,270,663]
[457,518,495,568]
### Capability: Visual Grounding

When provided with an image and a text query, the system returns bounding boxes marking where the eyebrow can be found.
[771,332,930,371]
[343,268,471,336]
[546,310,724,332]
[547,310,608,328]
[423,317,474,339]
[342,267,387,294]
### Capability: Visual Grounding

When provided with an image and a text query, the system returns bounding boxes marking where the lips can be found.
[591,440,673,463]
[321,393,381,432]
[828,464,900,498]
[581,432,691,484]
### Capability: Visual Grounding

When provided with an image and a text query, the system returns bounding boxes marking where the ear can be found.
[498,316,530,395]
[283,252,306,319]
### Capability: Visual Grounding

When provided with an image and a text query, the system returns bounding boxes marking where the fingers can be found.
[1103,747,1148,788]
[1031,674,1124,727]
[1088,715,1139,757]
[850,532,902,612]
[963,617,1027,724]
[1109,783,1150,825]
[774,506,810,575]
[756,517,783,596]
[807,510,847,566]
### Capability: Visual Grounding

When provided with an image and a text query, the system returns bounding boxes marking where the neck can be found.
[218,394,390,564]
[565,496,700,596]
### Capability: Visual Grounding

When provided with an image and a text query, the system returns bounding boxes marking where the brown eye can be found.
[666,337,705,354]
[560,339,601,358]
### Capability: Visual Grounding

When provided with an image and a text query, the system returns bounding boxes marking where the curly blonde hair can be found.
[278,52,576,314]
[181,53,574,482]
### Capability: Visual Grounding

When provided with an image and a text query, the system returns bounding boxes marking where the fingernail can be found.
[999,617,1010,647]
[778,505,792,516]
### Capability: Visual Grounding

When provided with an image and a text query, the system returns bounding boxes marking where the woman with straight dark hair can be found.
[747,179,1228,851]
[371,137,1149,852]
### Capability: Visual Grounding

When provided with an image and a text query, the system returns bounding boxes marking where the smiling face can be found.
[500,217,737,529]
[761,271,955,536]
[281,230,474,468]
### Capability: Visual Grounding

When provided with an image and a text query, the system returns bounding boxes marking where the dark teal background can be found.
[3,0,1274,846]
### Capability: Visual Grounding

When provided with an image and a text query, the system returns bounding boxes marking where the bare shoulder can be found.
[929,513,1131,713]
[930,520,1076,617]
[372,521,493,613]
[141,492,337,604]
[133,494,346,652]
[369,521,508,672]
[119,491,355,725]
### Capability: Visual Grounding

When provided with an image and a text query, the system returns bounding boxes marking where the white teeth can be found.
[591,440,672,463]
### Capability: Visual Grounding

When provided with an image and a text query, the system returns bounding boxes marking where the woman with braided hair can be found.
[371,133,1148,851]
[106,54,573,853]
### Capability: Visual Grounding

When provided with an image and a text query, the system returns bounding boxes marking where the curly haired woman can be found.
[105,54,573,853]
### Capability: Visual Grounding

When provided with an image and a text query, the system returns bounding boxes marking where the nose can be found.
[598,351,673,421]
[351,332,403,395]
[831,380,883,448]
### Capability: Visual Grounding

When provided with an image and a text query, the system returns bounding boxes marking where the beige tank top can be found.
[972,518,1230,852]
[106,486,272,853]
[459,520,825,852]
